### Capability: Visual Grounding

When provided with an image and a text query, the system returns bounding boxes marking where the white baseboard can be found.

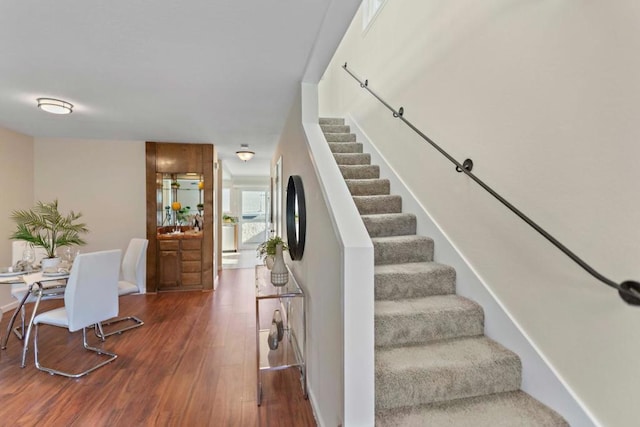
[1,300,19,314]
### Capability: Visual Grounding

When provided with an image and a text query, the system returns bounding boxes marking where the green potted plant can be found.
[222,213,236,223]
[257,236,288,269]
[10,200,89,267]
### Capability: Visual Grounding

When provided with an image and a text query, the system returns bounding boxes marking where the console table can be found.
[255,264,307,405]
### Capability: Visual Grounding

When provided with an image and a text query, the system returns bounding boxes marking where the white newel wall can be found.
[274,84,374,426]
[319,1,640,426]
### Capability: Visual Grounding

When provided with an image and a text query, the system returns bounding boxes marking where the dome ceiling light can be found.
[37,98,73,115]
[236,144,255,162]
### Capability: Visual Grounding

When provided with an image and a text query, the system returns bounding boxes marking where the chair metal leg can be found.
[11,306,26,340]
[21,285,43,368]
[98,316,144,338]
[2,291,30,349]
[94,323,106,342]
[35,326,117,378]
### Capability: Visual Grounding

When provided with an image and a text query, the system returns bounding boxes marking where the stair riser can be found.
[346,179,390,196]
[376,355,522,410]
[363,214,416,238]
[321,125,350,133]
[325,133,356,142]
[375,391,570,427]
[340,165,380,180]
[329,142,363,154]
[375,265,455,300]
[373,238,433,265]
[375,307,484,348]
[319,117,345,125]
[333,153,371,165]
[354,196,402,215]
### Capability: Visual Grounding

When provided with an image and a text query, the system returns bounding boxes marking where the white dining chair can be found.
[98,238,148,338]
[4,241,62,345]
[33,249,121,378]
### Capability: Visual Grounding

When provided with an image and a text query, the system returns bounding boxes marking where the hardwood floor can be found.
[0,268,316,426]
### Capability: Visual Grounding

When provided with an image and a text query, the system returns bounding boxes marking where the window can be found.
[362,0,387,30]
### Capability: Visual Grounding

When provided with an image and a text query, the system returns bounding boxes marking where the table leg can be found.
[2,289,30,350]
[256,298,261,406]
[21,283,43,368]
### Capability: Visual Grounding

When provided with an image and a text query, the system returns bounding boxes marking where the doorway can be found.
[238,189,270,250]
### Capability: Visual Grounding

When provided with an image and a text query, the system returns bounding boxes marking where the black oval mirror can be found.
[286,175,306,260]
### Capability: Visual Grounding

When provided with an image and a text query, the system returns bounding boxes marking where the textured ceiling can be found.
[0,0,360,176]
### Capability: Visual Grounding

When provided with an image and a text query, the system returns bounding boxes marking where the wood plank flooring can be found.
[0,268,316,426]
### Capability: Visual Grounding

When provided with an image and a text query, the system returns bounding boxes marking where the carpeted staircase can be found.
[320,118,569,426]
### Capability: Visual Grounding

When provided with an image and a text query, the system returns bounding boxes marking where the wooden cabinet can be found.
[146,141,215,292]
[154,143,203,173]
[157,237,203,290]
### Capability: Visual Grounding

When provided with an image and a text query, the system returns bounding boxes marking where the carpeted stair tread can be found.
[375,262,456,300]
[362,213,416,237]
[354,195,402,215]
[375,295,484,347]
[321,124,350,133]
[373,235,434,265]
[375,390,569,427]
[328,142,363,154]
[376,336,522,410]
[325,133,356,142]
[346,179,390,196]
[339,164,380,180]
[333,153,371,165]
[319,117,344,125]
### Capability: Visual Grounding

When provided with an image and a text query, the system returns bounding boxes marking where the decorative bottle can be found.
[267,321,279,350]
[270,243,288,287]
[273,309,284,341]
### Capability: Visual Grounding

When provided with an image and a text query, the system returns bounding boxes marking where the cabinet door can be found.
[158,240,180,288]
[158,250,180,287]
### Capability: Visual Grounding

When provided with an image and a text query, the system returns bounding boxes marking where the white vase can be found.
[270,243,288,287]
[265,255,275,270]
[41,257,61,270]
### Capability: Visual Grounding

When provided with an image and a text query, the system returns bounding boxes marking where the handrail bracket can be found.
[619,281,640,305]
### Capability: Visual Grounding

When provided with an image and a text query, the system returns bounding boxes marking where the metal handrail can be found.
[342,62,640,305]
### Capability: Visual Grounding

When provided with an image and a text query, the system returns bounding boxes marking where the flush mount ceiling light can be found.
[37,97,73,115]
[236,144,255,162]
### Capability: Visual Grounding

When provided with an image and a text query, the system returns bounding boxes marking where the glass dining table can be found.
[0,270,70,367]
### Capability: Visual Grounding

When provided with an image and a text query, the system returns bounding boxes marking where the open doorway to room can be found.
[221,177,269,269]
[239,188,270,249]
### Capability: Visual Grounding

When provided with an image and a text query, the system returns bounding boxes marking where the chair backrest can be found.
[11,241,48,265]
[65,249,121,332]
[120,238,148,293]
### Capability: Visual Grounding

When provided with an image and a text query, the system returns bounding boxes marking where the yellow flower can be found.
[171,202,182,211]
[198,181,204,190]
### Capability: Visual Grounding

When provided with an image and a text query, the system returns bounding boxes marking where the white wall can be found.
[319,1,640,426]
[34,138,146,258]
[0,127,34,310]
[275,89,345,427]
